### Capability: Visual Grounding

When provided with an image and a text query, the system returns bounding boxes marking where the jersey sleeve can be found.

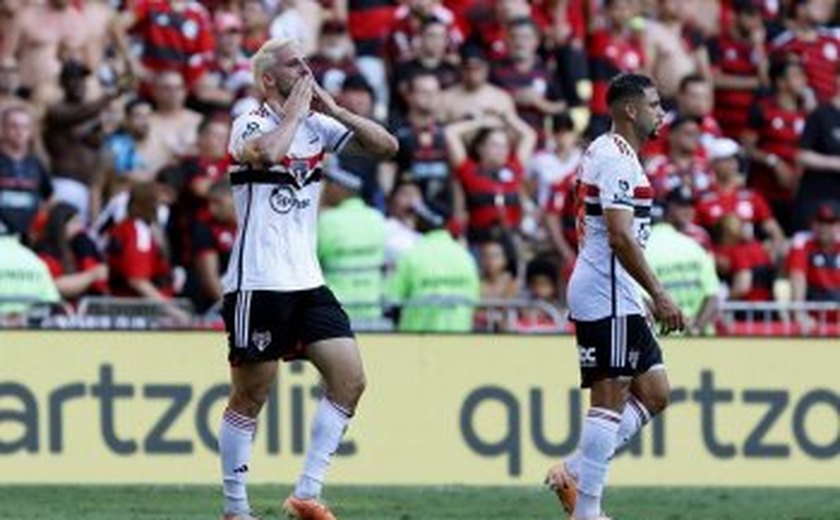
[228,114,269,161]
[309,113,354,153]
[597,155,638,211]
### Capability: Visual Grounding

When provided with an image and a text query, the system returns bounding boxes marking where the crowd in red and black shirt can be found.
[0,0,838,322]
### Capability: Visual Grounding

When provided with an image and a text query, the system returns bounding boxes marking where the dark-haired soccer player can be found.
[545,73,686,520]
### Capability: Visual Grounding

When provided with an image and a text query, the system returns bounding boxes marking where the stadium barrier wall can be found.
[0,332,837,486]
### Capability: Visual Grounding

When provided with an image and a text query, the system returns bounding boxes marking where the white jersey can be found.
[567,133,653,321]
[222,103,353,293]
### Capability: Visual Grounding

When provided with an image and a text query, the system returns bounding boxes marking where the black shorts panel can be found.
[222,286,354,364]
[574,314,663,388]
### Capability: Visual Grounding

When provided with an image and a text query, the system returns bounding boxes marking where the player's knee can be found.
[229,387,270,417]
[647,390,670,416]
[330,371,366,411]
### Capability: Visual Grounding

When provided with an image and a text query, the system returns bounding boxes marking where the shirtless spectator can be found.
[391,72,451,215]
[770,0,839,104]
[127,0,215,94]
[0,106,51,240]
[392,16,460,115]
[44,60,124,222]
[645,115,713,202]
[491,17,567,136]
[440,44,516,122]
[644,0,711,103]
[193,12,252,113]
[709,0,770,140]
[308,21,359,97]
[0,58,28,119]
[4,0,91,107]
[139,72,202,180]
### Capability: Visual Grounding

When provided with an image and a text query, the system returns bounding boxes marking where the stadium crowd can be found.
[0,0,839,333]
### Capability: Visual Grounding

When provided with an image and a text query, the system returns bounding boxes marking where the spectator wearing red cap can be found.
[770,0,840,104]
[387,0,462,64]
[709,0,770,140]
[742,58,808,233]
[696,138,786,260]
[787,204,840,304]
[794,66,840,231]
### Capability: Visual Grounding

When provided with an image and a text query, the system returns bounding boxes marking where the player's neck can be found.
[611,124,643,154]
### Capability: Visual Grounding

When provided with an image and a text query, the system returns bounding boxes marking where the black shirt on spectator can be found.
[392,119,452,214]
[795,102,840,230]
[0,153,51,237]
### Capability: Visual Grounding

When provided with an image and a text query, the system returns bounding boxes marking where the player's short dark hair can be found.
[769,56,801,85]
[606,73,655,108]
[678,73,707,93]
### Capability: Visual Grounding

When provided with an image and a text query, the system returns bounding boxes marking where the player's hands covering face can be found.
[282,75,314,119]
[312,82,342,117]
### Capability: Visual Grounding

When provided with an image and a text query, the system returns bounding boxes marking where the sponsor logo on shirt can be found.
[269,185,311,214]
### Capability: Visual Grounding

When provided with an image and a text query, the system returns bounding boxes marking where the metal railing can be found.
[2,295,837,336]
[718,301,839,337]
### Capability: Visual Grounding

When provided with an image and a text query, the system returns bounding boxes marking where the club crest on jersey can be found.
[269,185,311,214]
[290,159,311,185]
[252,331,272,351]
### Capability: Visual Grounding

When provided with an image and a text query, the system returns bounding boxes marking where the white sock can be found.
[566,396,652,480]
[294,398,352,499]
[573,407,621,519]
[220,408,257,515]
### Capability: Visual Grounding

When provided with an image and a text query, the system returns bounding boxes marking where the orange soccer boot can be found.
[545,461,578,515]
[281,496,338,520]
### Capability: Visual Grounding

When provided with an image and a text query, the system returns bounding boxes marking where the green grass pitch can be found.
[1,485,839,519]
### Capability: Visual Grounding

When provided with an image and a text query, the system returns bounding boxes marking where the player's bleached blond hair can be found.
[251,38,295,91]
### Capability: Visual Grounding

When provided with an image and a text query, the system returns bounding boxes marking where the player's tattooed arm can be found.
[312,82,398,158]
